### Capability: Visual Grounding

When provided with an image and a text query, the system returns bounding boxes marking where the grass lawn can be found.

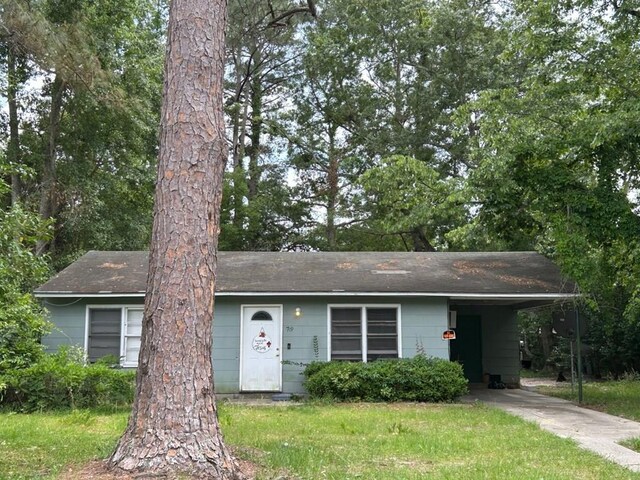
[1,402,640,480]
[536,378,640,455]
[536,379,640,421]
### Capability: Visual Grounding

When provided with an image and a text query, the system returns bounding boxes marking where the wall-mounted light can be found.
[294,307,303,319]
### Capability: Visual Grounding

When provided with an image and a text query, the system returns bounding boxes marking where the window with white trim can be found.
[87,308,121,362]
[330,306,399,361]
[123,308,143,366]
[87,306,144,366]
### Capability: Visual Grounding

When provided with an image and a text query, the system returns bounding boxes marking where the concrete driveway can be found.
[464,387,640,472]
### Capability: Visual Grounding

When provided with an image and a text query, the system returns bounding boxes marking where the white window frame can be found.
[327,304,402,362]
[122,306,144,367]
[85,304,144,367]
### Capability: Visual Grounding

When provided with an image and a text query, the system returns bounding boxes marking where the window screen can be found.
[330,306,399,362]
[330,308,362,361]
[88,309,121,362]
[366,308,398,361]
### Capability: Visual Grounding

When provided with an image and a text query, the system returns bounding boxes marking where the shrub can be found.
[0,347,136,411]
[303,355,468,402]
[0,204,53,375]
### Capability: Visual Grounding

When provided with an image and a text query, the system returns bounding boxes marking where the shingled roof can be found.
[34,251,576,302]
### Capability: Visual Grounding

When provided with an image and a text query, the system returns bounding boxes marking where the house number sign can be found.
[252,328,272,353]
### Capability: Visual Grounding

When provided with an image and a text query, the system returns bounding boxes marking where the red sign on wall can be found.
[442,330,456,341]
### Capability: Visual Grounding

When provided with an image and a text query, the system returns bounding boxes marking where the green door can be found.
[449,315,483,383]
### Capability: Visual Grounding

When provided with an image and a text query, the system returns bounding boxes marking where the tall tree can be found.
[108,0,244,477]
[282,0,506,250]
[1,0,163,266]
[466,0,640,374]
[220,0,309,251]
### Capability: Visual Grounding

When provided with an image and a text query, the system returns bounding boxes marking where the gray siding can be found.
[41,298,144,353]
[42,300,87,352]
[43,295,453,394]
[217,296,450,394]
[400,298,449,359]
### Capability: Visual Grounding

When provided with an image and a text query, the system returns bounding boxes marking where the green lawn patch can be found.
[1,403,639,479]
[537,379,640,421]
[0,408,129,480]
[621,437,640,454]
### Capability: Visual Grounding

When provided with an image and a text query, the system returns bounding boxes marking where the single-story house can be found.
[34,251,577,393]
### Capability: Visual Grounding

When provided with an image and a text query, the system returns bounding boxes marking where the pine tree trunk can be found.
[109,0,244,477]
[7,46,21,206]
[36,74,65,255]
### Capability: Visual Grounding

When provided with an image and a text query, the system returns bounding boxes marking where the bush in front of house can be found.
[0,347,136,411]
[303,355,468,402]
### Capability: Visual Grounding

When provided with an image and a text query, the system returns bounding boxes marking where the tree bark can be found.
[410,227,436,252]
[109,0,244,477]
[36,74,65,256]
[7,45,21,206]
[247,46,263,201]
[326,126,338,250]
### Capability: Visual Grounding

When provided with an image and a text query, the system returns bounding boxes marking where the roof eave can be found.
[34,291,579,300]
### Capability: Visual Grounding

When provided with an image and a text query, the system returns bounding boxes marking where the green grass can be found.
[621,437,640,454]
[0,407,129,480]
[1,403,640,479]
[519,369,555,378]
[537,379,640,421]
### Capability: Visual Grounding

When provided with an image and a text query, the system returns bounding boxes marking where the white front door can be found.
[240,305,282,392]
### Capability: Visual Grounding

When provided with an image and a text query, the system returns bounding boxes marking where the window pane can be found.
[251,311,273,321]
[366,308,398,361]
[126,309,143,336]
[123,309,143,365]
[124,337,141,365]
[88,309,121,363]
[331,308,362,361]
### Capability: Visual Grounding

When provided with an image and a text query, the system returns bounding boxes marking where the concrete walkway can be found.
[464,387,640,472]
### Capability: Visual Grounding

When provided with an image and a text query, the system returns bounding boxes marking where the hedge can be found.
[0,347,136,411]
[303,356,468,402]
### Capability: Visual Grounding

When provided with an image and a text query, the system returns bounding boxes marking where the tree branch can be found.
[268,0,317,27]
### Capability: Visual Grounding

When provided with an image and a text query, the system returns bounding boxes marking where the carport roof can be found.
[35,251,577,304]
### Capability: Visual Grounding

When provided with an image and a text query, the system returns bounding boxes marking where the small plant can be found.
[387,421,411,435]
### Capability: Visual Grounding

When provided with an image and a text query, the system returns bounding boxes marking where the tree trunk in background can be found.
[247,51,262,201]
[326,126,338,250]
[540,323,554,371]
[36,74,65,255]
[109,0,244,477]
[7,46,21,206]
[411,227,436,252]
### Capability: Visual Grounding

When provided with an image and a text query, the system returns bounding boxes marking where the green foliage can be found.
[0,203,52,373]
[360,155,469,250]
[462,0,640,375]
[0,347,136,411]
[2,0,163,265]
[303,356,468,402]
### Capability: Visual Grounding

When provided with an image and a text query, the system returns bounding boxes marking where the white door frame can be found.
[239,304,283,392]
